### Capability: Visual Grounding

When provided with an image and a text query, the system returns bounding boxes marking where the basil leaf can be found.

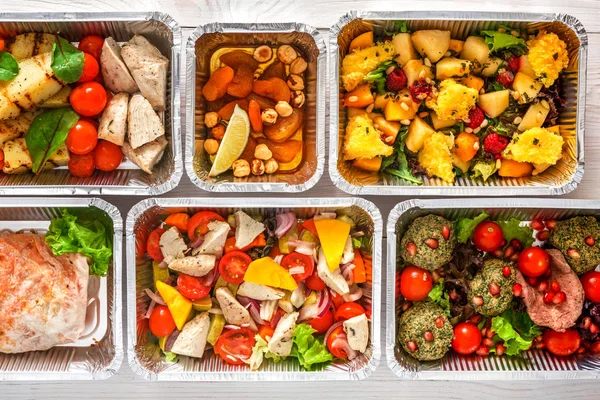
[25,108,80,174]
[51,36,84,83]
[0,51,18,81]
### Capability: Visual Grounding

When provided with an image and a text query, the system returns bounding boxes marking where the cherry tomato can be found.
[214,327,256,365]
[258,325,275,342]
[219,250,252,284]
[188,211,225,241]
[518,247,550,278]
[309,310,334,334]
[451,322,482,355]
[94,140,123,171]
[149,305,176,337]
[78,35,104,60]
[334,302,366,322]
[0,149,4,166]
[147,227,166,261]
[281,252,314,283]
[543,329,581,356]
[80,117,99,129]
[68,152,95,178]
[326,326,349,359]
[78,53,99,82]
[177,274,212,300]
[581,271,600,303]
[71,81,107,116]
[400,266,433,301]
[330,289,344,310]
[66,119,98,155]
[305,271,326,291]
[473,221,504,252]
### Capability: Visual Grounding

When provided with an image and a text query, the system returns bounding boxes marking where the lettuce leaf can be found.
[247,334,283,370]
[427,279,451,317]
[471,159,499,181]
[481,30,526,54]
[45,209,113,276]
[163,351,177,362]
[498,218,535,248]
[290,323,333,371]
[454,212,489,243]
[490,309,541,356]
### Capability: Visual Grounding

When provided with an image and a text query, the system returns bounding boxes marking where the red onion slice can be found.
[331,336,358,360]
[324,321,344,344]
[189,235,205,248]
[288,239,316,256]
[343,285,363,302]
[144,300,156,319]
[341,263,355,284]
[288,266,306,275]
[316,289,331,318]
[164,330,180,352]
[158,260,169,269]
[273,254,284,265]
[269,309,282,328]
[275,212,296,238]
[144,288,166,306]
[224,324,241,330]
[237,295,264,325]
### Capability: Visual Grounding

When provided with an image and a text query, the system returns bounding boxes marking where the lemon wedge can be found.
[209,105,250,177]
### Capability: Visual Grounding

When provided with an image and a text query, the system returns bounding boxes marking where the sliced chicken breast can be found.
[159,226,187,264]
[235,211,265,249]
[238,282,284,301]
[98,92,129,146]
[127,94,165,149]
[170,312,210,358]
[340,236,355,265]
[343,313,369,353]
[100,37,139,94]
[193,220,230,258]
[121,35,168,110]
[122,135,167,174]
[317,248,350,295]
[168,255,216,277]
[215,287,251,326]
[267,312,298,357]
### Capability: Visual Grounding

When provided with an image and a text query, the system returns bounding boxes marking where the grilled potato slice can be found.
[40,86,71,108]
[0,111,40,146]
[2,138,32,174]
[7,33,56,61]
[47,143,70,166]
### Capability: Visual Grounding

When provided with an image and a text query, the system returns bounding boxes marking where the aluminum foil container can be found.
[0,12,182,196]
[330,11,587,196]
[185,23,326,192]
[0,197,122,380]
[387,198,600,380]
[126,197,381,380]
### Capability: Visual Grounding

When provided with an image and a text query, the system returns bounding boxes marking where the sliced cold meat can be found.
[98,92,129,146]
[100,37,139,94]
[127,94,165,149]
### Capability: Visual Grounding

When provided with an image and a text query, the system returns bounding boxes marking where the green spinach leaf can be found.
[25,108,80,174]
[0,51,18,81]
[51,36,84,83]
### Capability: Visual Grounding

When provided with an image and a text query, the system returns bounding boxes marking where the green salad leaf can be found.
[498,218,535,248]
[488,81,506,92]
[471,159,499,181]
[454,212,489,243]
[51,36,84,83]
[381,126,422,184]
[289,323,333,371]
[427,279,451,317]
[247,335,283,370]
[45,209,113,276]
[490,309,541,356]
[384,20,409,36]
[0,51,19,81]
[481,30,526,54]
[164,351,177,362]
[364,60,395,95]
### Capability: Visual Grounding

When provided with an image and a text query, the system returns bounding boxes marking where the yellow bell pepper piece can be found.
[156,280,192,331]
[243,257,298,290]
[314,218,351,271]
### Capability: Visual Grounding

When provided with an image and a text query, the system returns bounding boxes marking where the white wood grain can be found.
[3,0,600,398]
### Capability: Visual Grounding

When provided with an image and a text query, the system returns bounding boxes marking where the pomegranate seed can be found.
[483,338,494,348]
[543,290,556,304]
[502,266,512,278]
[442,225,450,240]
[591,323,599,334]
[543,268,553,279]
[406,242,417,256]
[591,342,600,354]
[567,248,581,259]
[577,346,586,355]
[486,329,495,339]
[504,246,516,259]
[535,335,544,343]
[407,340,418,352]
[432,271,441,283]
[536,230,550,241]
[476,346,489,356]
[535,341,545,349]
[424,330,434,342]
[402,301,413,311]
[496,344,506,356]
[489,282,501,296]
[472,295,484,306]
[527,276,538,286]
[531,219,545,231]
[512,283,523,297]
[469,314,482,324]
[510,253,519,262]
[545,219,557,230]
[553,291,566,304]
[435,317,444,328]
[424,238,439,249]
[550,280,561,292]
[449,290,459,301]
[537,280,549,292]
[585,236,595,247]
[492,248,504,259]
[501,239,507,247]
[510,239,522,251]
[583,316,592,330]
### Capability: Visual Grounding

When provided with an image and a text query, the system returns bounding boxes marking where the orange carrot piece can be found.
[164,213,190,231]
[352,249,367,283]
[301,218,319,238]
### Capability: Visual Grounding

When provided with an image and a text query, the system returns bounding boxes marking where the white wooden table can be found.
[4,0,600,398]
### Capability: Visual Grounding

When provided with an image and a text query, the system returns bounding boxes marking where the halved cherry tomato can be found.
[451,322,482,355]
[305,271,326,291]
[224,233,266,253]
[80,117,99,129]
[78,35,104,60]
[400,266,433,301]
[330,289,344,310]
[309,310,333,334]
[214,327,256,365]
[219,250,252,284]
[177,274,212,300]
[281,252,314,283]
[0,149,4,165]
[301,218,318,237]
[164,213,190,232]
[66,119,98,155]
[334,302,365,322]
[258,325,275,342]
[581,271,600,303]
[326,326,349,359]
[0,39,5,52]
[78,52,99,82]
[518,247,550,278]
[543,329,581,356]
[68,152,95,177]
[94,140,123,171]
[71,81,107,116]
[473,221,504,252]
[147,227,166,261]
[149,305,176,337]
[188,211,225,241]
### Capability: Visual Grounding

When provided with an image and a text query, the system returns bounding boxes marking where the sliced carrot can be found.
[225,233,267,253]
[352,249,367,283]
[202,66,234,101]
[301,218,319,238]
[164,213,190,232]
[363,253,373,285]
[248,99,263,132]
